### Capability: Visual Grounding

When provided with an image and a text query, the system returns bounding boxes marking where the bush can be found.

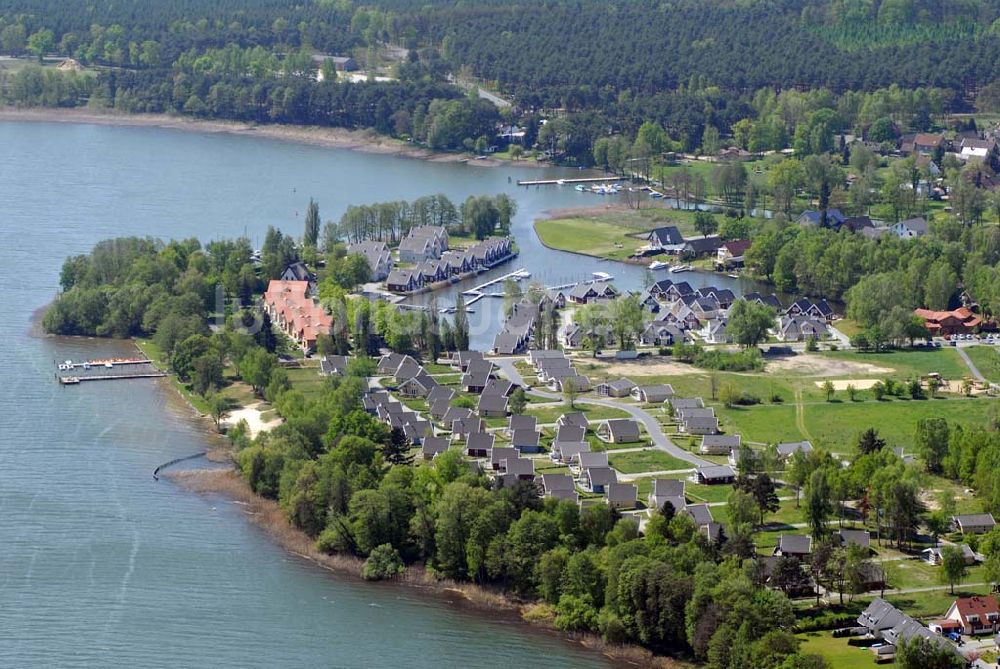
[658,346,672,357]
[769,392,784,404]
[553,594,599,631]
[805,336,819,352]
[361,543,405,581]
[693,347,764,372]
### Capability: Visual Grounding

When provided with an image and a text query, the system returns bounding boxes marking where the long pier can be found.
[517,176,626,186]
[56,358,166,384]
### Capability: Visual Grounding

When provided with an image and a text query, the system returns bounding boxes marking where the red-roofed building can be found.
[935,596,1000,635]
[913,307,982,336]
[263,280,333,353]
[717,239,751,268]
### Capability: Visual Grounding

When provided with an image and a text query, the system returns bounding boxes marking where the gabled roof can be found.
[606,482,638,504]
[558,412,589,428]
[599,378,637,392]
[555,423,587,443]
[778,534,812,554]
[858,598,906,631]
[511,429,540,448]
[652,478,685,498]
[697,464,735,480]
[701,434,740,449]
[953,596,1000,624]
[477,393,509,414]
[508,414,537,432]
[954,513,997,529]
[466,431,495,452]
[482,378,515,397]
[839,529,871,549]
[777,441,813,457]
[669,397,704,410]
[647,225,684,246]
[578,451,609,469]
[427,386,456,404]
[490,446,518,467]
[600,418,641,441]
[682,503,714,525]
[541,473,575,494]
[586,466,617,487]
[421,436,450,457]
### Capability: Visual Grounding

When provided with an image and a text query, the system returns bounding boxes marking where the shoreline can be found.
[0,107,549,168]
[170,467,684,668]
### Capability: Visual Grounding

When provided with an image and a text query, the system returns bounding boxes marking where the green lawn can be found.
[816,348,968,380]
[802,397,994,452]
[716,404,804,444]
[526,403,631,424]
[964,345,1000,383]
[608,449,693,474]
[285,366,329,401]
[533,218,645,261]
[796,633,879,669]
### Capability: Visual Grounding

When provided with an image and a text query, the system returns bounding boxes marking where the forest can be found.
[6,0,1000,161]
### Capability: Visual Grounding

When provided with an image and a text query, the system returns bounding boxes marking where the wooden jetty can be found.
[517,176,626,186]
[56,358,167,385]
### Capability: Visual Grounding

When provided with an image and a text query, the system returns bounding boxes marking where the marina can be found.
[516,176,626,186]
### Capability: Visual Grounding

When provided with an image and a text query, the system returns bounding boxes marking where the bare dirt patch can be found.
[767,354,893,377]
[579,357,705,377]
[814,379,881,391]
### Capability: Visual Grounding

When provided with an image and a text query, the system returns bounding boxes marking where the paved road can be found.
[956,345,986,382]
[492,357,712,468]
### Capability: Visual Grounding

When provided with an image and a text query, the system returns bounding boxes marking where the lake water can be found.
[0,122,624,668]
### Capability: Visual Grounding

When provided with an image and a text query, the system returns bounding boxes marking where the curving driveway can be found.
[492,357,711,468]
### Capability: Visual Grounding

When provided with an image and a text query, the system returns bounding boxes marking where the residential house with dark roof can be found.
[552,440,590,465]
[631,384,674,403]
[386,269,423,293]
[465,432,494,458]
[577,451,609,470]
[421,435,450,460]
[477,393,509,418]
[649,479,686,511]
[596,378,637,398]
[696,464,736,485]
[889,217,928,239]
[586,466,617,494]
[796,209,846,229]
[347,241,394,281]
[682,503,714,526]
[699,433,740,455]
[511,429,541,454]
[774,534,812,559]
[320,355,347,376]
[777,315,827,342]
[558,412,589,429]
[489,446,519,471]
[539,473,577,502]
[646,226,685,253]
[606,483,638,509]
[682,236,724,258]
[776,441,813,460]
[953,513,997,534]
[597,419,642,444]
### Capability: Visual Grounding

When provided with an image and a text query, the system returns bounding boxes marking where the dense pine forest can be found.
[4,0,1000,158]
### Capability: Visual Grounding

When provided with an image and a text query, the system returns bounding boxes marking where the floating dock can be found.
[56,358,167,384]
[516,176,626,186]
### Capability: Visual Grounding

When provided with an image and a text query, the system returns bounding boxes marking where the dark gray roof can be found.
[477,393,509,414]
[556,424,586,442]
[607,482,638,504]
[669,397,704,410]
[578,451,609,469]
[558,412,589,428]
[600,418,641,441]
[508,414,537,432]
[839,529,870,549]
[778,534,812,554]
[954,513,996,528]
[511,429,540,448]
[541,474,575,493]
[697,464,735,480]
[586,466,617,487]
[776,441,813,457]
[421,436,449,457]
[466,432,495,452]
[651,479,685,498]
[490,446,518,467]
[682,503,714,525]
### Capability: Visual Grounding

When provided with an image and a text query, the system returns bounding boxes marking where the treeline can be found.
[235,375,827,668]
[331,193,516,244]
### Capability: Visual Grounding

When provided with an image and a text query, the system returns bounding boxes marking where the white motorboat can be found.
[648,261,669,270]
[669,265,692,273]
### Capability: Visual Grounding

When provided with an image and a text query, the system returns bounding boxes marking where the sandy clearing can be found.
[766,354,893,377]
[580,358,704,377]
[814,379,880,390]
[223,402,283,438]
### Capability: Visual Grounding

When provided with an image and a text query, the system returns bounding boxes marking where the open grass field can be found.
[525,403,630,424]
[964,345,1000,383]
[802,397,994,452]
[285,365,329,401]
[609,449,692,474]
[796,632,879,668]
[533,218,645,261]
[716,404,804,444]
[816,348,969,380]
